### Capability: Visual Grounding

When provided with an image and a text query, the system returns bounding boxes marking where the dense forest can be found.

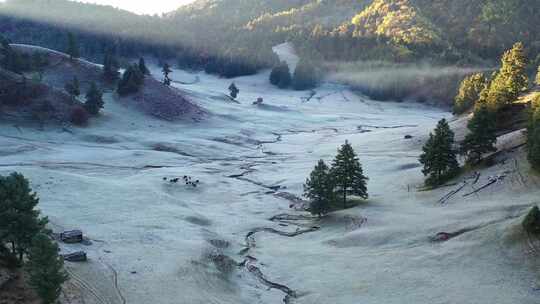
[1,0,539,77]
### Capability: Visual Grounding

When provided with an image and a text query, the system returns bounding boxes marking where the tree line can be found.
[421,41,540,186]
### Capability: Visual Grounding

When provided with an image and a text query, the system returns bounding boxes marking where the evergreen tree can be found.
[486,42,528,111]
[26,234,68,304]
[292,59,319,90]
[66,32,79,60]
[103,50,120,82]
[139,57,150,75]
[269,62,292,89]
[0,172,48,262]
[527,96,540,170]
[304,160,334,217]
[454,73,487,114]
[84,82,104,115]
[117,65,144,96]
[419,119,460,186]
[0,34,25,73]
[162,63,172,86]
[461,105,498,165]
[229,82,239,99]
[64,76,80,100]
[331,141,368,208]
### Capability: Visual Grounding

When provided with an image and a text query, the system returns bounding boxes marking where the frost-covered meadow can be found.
[0,46,539,304]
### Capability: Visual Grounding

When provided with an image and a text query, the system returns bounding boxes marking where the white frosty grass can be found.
[0,59,539,303]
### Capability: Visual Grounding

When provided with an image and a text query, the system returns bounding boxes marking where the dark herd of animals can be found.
[163,175,200,188]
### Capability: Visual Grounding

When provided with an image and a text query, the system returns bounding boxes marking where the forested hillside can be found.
[1,0,539,74]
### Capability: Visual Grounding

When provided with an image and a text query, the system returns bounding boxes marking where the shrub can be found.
[117,65,144,96]
[292,59,320,90]
[70,106,89,126]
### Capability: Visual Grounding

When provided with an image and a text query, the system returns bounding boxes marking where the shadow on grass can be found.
[328,196,371,213]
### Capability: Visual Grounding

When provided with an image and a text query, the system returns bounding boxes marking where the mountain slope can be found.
[1,0,539,69]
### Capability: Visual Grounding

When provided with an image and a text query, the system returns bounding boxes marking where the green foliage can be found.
[527,96,540,170]
[536,66,540,86]
[419,119,460,186]
[162,63,172,86]
[66,32,79,60]
[139,57,150,75]
[26,234,68,304]
[64,76,80,99]
[269,62,292,89]
[228,82,239,99]
[523,205,540,234]
[292,59,319,90]
[351,0,442,47]
[454,73,488,114]
[0,172,48,263]
[84,82,104,115]
[0,33,33,74]
[117,65,144,96]
[103,50,120,82]
[304,160,334,217]
[461,105,498,165]
[485,42,528,111]
[331,140,368,208]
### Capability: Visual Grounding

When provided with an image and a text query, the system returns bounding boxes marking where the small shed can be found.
[60,230,83,244]
[63,251,87,262]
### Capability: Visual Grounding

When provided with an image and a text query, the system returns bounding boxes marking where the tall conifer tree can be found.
[66,32,79,60]
[331,141,368,208]
[461,105,498,165]
[528,96,540,169]
[84,82,104,115]
[0,172,48,262]
[419,119,460,186]
[304,160,334,217]
[26,234,68,304]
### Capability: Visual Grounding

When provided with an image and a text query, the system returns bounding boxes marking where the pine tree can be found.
[419,119,460,186]
[0,172,48,262]
[64,76,80,100]
[331,141,368,208]
[270,62,292,89]
[139,57,150,75]
[461,105,498,165]
[103,50,120,82]
[66,32,79,60]
[527,96,540,170]
[304,160,334,217]
[229,82,239,99]
[117,65,144,96]
[486,42,528,111]
[26,234,68,304]
[454,73,487,114]
[84,82,104,115]
[162,63,172,86]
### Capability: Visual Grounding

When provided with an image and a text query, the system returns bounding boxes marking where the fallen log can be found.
[463,175,506,197]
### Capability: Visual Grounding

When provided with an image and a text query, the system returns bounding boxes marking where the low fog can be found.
[327,61,492,105]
